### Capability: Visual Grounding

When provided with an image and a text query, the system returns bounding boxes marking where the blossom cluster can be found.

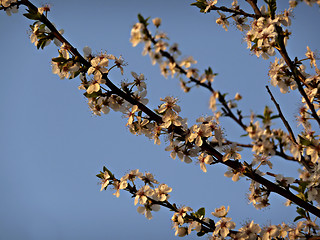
[97,168,170,220]
[0,0,18,15]
[98,167,320,239]
[3,0,320,239]
[22,0,320,217]
[244,5,292,59]
[130,15,218,90]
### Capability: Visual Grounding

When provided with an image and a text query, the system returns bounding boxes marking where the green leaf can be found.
[290,185,300,192]
[23,8,42,20]
[83,90,102,99]
[298,135,313,146]
[190,0,207,13]
[265,0,277,18]
[36,38,48,49]
[299,181,308,192]
[296,207,306,218]
[101,166,114,179]
[137,14,149,26]
[294,215,305,222]
[23,12,41,20]
[96,172,104,179]
[71,70,81,79]
[196,207,205,218]
[196,231,206,237]
[52,57,66,63]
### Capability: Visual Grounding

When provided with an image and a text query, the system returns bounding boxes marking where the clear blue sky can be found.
[1,1,320,239]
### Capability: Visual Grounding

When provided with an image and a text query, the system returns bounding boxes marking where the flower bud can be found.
[152,17,162,28]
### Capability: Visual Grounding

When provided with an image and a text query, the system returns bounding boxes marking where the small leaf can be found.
[23,8,42,20]
[298,135,313,146]
[294,215,305,222]
[290,185,300,192]
[196,231,206,237]
[83,90,102,99]
[196,207,205,218]
[190,0,207,12]
[52,57,66,63]
[296,207,306,218]
[137,14,149,26]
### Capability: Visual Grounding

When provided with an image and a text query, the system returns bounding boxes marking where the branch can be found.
[245,0,262,17]
[16,0,320,219]
[207,5,257,18]
[266,86,296,143]
[276,34,320,127]
[142,23,248,131]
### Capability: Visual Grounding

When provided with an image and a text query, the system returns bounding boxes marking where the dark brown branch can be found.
[17,0,320,218]
[207,5,257,19]
[142,26,248,131]
[266,86,312,170]
[276,35,320,127]
[266,86,296,143]
[245,0,262,17]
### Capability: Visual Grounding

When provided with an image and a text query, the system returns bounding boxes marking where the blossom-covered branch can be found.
[3,0,320,238]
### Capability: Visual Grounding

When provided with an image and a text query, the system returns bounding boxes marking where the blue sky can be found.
[1,1,320,239]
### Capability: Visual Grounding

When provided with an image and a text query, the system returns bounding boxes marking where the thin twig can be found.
[266,86,296,143]
[266,85,311,170]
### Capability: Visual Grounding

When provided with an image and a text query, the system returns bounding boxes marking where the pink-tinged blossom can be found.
[172,206,193,225]
[216,11,229,31]
[158,96,181,115]
[112,179,128,198]
[86,74,106,94]
[173,226,188,237]
[224,166,245,182]
[122,169,143,183]
[109,55,126,75]
[88,97,110,116]
[130,23,144,47]
[165,140,185,161]
[161,112,182,128]
[214,217,236,238]
[131,72,146,91]
[100,171,111,191]
[275,174,295,187]
[261,225,280,240]
[188,124,212,147]
[5,4,18,16]
[125,105,139,126]
[137,202,160,220]
[38,4,50,15]
[154,40,168,53]
[154,183,172,201]
[1,0,17,8]
[222,143,242,161]
[238,220,261,240]
[204,0,218,13]
[87,55,109,80]
[252,154,273,169]
[211,205,229,218]
[306,46,317,68]
[83,46,92,59]
[52,61,80,80]
[132,90,149,105]
[180,56,197,69]
[134,185,153,205]
[197,153,213,172]
[140,172,159,188]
